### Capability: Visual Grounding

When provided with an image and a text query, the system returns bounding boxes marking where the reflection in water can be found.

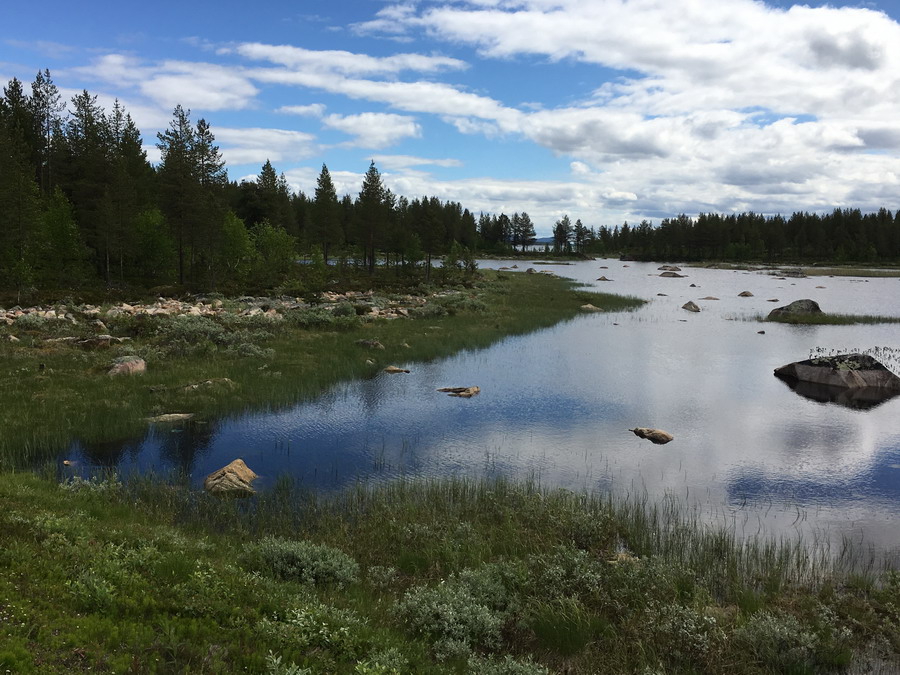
[61,260,900,553]
[77,432,148,468]
[774,375,900,410]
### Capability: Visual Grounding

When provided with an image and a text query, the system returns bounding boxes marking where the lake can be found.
[65,260,900,555]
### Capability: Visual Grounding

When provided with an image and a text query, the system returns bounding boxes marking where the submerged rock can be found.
[658,265,682,272]
[384,365,410,374]
[767,299,822,320]
[659,271,686,278]
[629,427,674,444]
[438,386,480,398]
[682,301,701,312]
[204,458,258,496]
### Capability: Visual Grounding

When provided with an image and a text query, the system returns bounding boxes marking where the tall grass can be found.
[1,472,897,673]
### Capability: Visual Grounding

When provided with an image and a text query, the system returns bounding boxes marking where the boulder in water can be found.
[682,301,700,313]
[774,353,900,391]
[629,427,674,445]
[767,299,822,320]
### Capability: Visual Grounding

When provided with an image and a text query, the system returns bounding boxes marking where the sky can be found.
[3,0,900,237]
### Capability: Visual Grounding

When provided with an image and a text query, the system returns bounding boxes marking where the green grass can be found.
[763,312,900,325]
[0,473,897,673]
[798,267,900,278]
[0,271,642,468]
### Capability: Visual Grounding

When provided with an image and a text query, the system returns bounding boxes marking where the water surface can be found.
[66,261,900,554]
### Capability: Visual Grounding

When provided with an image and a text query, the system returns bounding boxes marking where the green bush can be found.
[394,579,504,659]
[246,536,359,587]
[14,313,47,330]
[467,654,550,675]
[733,610,819,672]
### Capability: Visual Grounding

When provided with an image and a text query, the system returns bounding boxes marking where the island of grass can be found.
[761,298,900,325]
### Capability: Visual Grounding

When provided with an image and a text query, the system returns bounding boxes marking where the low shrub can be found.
[246,536,360,588]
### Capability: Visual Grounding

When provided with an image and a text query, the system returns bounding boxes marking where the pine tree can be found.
[313,164,342,264]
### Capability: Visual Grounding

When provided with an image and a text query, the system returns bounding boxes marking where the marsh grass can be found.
[0,273,643,469]
[1,473,898,673]
[763,312,900,325]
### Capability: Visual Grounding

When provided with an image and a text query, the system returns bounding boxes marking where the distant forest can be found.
[2,70,898,295]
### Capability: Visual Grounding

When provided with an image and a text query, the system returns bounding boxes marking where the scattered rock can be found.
[700,296,719,301]
[204,459,258,496]
[738,291,754,297]
[629,427,674,444]
[438,386,480,398]
[682,301,701,312]
[657,293,668,297]
[384,365,410,374]
[767,298,779,302]
[365,359,375,365]
[400,342,411,349]
[6,335,19,343]
[146,413,195,423]
[596,276,613,281]
[659,271,686,278]
[182,378,235,392]
[599,266,608,269]
[689,283,698,288]
[355,338,385,350]
[767,298,823,320]
[658,265,682,272]
[526,268,537,274]
[816,285,826,289]
[758,330,766,334]
[108,355,146,377]
[580,303,603,312]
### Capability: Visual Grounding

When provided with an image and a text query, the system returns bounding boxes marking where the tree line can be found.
[0,71,485,296]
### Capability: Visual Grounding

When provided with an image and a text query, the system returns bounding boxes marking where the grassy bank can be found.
[0,271,641,468]
[1,473,898,674]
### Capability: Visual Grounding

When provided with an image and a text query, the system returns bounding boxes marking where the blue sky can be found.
[3,0,900,236]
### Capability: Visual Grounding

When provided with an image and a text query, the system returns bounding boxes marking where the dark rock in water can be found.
[774,354,900,402]
[767,299,822,320]
[658,265,682,271]
[738,291,754,297]
[659,271,685,278]
[682,301,700,312]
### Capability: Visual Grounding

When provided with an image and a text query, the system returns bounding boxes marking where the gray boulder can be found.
[774,354,900,391]
[767,299,822,320]
[108,355,146,376]
[682,301,700,312]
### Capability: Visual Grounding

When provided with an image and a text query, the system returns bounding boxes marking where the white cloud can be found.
[276,103,326,117]
[322,112,421,148]
[214,127,318,166]
[76,54,259,112]
[369,154,463,170]
[231,42,467,76]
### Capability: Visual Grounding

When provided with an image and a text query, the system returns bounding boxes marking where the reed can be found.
[1,472,897,673]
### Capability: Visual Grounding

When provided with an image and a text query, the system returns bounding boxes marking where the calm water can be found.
[66,261,900,553]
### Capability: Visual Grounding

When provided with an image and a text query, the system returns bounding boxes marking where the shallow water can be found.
[66,261,900,554]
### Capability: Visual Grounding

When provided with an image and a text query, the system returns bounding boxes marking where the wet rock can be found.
[659,271,686,278]
[657,293,668,296]
[108,355,146,377]
[438,386,480,398]
[700,296,719,301]
[629,427,674,444]
[682,301,701,312]
[596,276,613,281]
[204,459,258,496]
[384,365,410,374]
[767,298,822,320]
[658,265,682,272]
[738,291,754,297]
[580,303,603,312]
